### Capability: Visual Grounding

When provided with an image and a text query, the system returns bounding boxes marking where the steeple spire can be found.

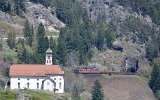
[49,37,50,48]
[45,37,52,65]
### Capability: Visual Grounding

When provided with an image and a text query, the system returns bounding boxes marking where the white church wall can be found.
[43,79,54,91]
[10,76,44,90]
[51,75,64,93]
[10,75,64,93]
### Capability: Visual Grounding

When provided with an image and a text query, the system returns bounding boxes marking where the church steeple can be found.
[45,44,52,65]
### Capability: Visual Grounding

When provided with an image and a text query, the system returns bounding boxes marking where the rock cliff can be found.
[0,2,64,38]
[81,0,155,73]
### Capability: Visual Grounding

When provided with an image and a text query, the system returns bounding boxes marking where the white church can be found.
[9,47,64,93]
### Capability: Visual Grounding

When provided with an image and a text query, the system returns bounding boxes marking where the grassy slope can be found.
[23,89,72,100]
[83,74,156,100]
[0,21,23,36]
[24,89,57,100]
[0,89,71,100]
[0,89,17,100]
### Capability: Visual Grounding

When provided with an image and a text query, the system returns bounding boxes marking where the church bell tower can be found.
[46,47,52,65]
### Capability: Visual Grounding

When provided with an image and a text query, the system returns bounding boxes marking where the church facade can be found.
[9,48,64,93]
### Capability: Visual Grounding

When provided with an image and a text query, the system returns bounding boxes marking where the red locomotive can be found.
[78,66,102,74]
[79,68,102,74]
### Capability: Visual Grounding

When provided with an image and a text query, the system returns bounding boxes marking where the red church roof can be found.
[10,64,64,77]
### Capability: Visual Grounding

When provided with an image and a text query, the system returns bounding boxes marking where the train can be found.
[77,67,134,75]
[79,68,102,74]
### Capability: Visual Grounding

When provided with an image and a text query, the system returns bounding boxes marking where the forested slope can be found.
[0,0,160,99]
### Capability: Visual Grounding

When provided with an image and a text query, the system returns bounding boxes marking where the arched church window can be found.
[18,83,20,89]
[59,82,61,89]
[27,83,29,88]
[37,83,39,89]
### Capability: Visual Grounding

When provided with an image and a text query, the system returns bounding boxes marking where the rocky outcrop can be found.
[81,0,154,72]
[0,29,6,38]
[0,11,15,24]
[24,2,65,32]
[81,0,153,34]
[0,11,14,38]
[112,40,123,51]
[0,1,65,38]
[0,11,23,38]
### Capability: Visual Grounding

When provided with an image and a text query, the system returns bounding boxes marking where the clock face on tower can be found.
[48,56,50,59]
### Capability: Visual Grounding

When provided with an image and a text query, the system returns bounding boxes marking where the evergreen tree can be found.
[23,20,30,38]
[17,38,36,64]
[78,47,87,65]
[17,40,25,63]
[98,22,115,49]
[7,32,16,49]
[44,36,49,50]
[14,0,25,16]
[30,25,34,45]
[36,23,45,54]
[37,36,49,64]
[36,53,45,64]
[57,28,67,66]
[96,31,105,51]
[14,0,21,15]
[105,28,115,49]
[0,0,11,13]
[55,0,72,24]
[23,20,33,46]
[0,0,6,11]
[91,80,104,100]
[35,23,48,64]
[30,0,52,7]
[149,58,160,94]
[50,36,57,64]
[36,23,45,39]
[146,43,159,62]
[23,44,35,64]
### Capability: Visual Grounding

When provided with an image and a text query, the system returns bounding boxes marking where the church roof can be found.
[10,64,64,77]
[46,48,52,53]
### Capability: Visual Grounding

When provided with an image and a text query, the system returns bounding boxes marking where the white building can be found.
[9,48,64,93]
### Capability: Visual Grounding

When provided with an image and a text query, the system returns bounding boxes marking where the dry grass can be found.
[83,74,156,100]
[0,21,23,36]
[45,30,59,37]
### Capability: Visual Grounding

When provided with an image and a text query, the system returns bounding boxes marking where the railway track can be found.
[78,72,135,75]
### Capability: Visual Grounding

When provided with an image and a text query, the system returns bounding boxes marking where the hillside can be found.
[81,0,152,65]
[0,1,64,38]
[0,0,158,68]
[0,0,160,100]
[83,75,156,100]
